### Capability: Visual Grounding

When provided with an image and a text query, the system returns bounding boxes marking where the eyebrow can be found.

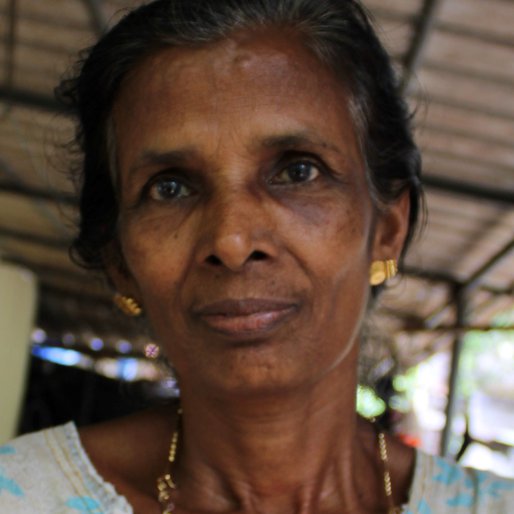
[129,147,199,176]
[128,131,349,177]
[258,132,345,156]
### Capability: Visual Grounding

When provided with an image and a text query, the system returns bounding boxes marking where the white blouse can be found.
[0,423,512,513]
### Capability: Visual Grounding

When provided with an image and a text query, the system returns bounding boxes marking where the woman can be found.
[1,0,512,513]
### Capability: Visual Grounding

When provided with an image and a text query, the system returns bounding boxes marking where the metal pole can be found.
[440,286,467,456]
[400,0,445,94]
[464,239,514,294]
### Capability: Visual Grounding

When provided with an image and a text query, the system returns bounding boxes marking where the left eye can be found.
[271,161,320,185]
[146,176,192,201]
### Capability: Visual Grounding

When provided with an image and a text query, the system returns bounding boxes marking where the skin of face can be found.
[108,29,409,401]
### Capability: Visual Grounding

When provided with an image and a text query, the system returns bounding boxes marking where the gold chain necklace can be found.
[156,411,401,514]
[376,429,403,514]
[156,408,182,514]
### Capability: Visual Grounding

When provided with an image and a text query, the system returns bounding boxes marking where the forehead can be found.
[112,29,361,168]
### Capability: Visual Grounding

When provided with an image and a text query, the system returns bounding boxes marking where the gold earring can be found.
[114,293,142,317]
[369,259,398,286]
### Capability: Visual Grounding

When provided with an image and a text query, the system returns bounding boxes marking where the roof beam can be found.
[0,181,77,206]
[464,238,514,293]
[411,92,514,123]
[422,175,514,205]
[400,0,445,94]
[373,8,514,50]
[81,0,108,36]
[0,86,62,113]
[423,149,514,176]
[422,123,513,150]
[1,255,105,294]
[422,60,514,89]
[41,283,110,306]
[0,227,70,249]
[436,21,514,49]
[402,265,457,285]
[0,181,77,205]
[4,0,18,97]
[398,325,514,334]
[0,162,73,239]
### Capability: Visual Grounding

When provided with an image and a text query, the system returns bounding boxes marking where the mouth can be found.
[193,298,298,338]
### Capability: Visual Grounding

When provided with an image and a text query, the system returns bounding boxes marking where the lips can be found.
[193,298,298,337]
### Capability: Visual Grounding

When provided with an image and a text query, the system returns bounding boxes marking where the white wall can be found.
[0,263,37,443]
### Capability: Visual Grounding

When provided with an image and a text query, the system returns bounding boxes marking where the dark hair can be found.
[57,0,423,272]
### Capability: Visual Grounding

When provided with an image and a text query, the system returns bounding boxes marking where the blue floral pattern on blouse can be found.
[0,446,24,498]
[1,424,513,512]
[66,496,104,513]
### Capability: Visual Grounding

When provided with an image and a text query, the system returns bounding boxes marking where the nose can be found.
[196,189,277,272]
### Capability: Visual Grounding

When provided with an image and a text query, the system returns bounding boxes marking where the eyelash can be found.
[140,172,193,203]
[270,158,323,186]
[138,154,328,204]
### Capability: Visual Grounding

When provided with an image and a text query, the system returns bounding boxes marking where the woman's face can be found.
[110,31,408,396]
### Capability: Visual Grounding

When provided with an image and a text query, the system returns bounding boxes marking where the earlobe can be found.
[372,191,411,262]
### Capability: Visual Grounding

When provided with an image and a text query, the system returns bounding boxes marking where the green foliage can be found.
[459,322,514,399]
[356,384,386,418]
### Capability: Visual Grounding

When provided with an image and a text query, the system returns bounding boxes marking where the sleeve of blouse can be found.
[0,423,131,514]
[404,450,514,513]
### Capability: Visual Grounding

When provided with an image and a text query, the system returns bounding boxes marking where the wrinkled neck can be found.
[172,360,385,514]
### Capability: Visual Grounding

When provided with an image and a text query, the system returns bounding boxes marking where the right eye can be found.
[145,176,192,201]
[271,160,321,185]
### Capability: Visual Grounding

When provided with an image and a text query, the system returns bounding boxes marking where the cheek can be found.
[285,197,371,329]
[119,214,189,308]
[282,193,371,277]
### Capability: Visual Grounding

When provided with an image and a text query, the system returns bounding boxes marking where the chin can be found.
[180,339,349,400]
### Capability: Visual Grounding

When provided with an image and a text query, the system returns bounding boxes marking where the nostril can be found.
[206,255,223,266]
[250,250,268,261]
[205,250,268,268]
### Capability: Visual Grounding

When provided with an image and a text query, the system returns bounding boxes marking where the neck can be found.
[173,364,385,514]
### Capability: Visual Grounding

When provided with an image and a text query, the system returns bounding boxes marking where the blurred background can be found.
[0,0,513,477]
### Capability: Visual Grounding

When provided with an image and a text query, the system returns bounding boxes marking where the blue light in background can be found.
[32,346,83,367]
[116,339,132,354]
[31,328,47,344]
[62,332,76,345]
[118,358,139,381]
[89,337,104,351]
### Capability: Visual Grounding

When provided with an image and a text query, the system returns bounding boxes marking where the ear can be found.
[102,241,141,302]
[371,191,411,262]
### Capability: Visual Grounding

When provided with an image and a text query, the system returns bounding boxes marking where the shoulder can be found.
[79,406,176,488]
[0,423,132,513]
[77,406,177,511]
[405,450,514,513]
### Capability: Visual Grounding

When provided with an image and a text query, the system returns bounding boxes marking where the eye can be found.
[145,175,192,201]
[271,160,320,185]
